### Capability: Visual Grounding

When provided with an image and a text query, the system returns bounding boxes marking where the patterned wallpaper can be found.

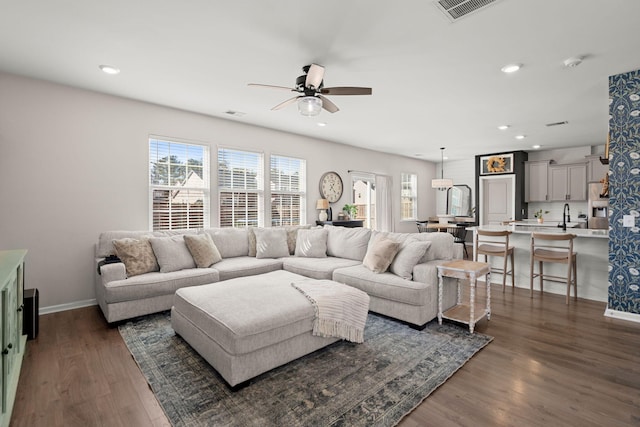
[608,69,640,314]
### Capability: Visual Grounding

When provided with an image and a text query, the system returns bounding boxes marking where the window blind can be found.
[218,148,264,228]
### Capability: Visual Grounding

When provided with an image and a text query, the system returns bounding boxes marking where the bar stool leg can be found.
[501,254,507,292]
[529,252,534,297]
[573,256,578,301]
[510,250,515,289]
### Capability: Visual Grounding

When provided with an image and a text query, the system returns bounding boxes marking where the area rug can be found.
[119,312,492,427]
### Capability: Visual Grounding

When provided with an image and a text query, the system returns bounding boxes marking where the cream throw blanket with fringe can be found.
[292,280,370,343]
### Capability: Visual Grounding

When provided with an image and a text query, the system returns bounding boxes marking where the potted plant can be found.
[342,203,358,220]
[534,209,549,223]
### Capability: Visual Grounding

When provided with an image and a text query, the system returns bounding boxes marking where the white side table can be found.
[437,260,491,333]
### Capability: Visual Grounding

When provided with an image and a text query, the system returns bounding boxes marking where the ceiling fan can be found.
[248,64,372,116]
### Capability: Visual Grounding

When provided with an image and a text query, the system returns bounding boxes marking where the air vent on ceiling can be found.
[546,121,568,127]
[433,0,502,22]
[225,110,246,117]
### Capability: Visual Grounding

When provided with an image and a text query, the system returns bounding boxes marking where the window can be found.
[218,148,263,228]
[149,138,209,230]
[270,155,306,226]
[401,173,417,220]
[350,172,376,229]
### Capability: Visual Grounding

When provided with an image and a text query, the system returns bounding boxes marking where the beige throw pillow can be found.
[184,233,222,268]
[363,237,401,273]
[112,238,159,277]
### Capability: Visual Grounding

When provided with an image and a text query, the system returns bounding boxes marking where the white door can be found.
[480,176,515,225]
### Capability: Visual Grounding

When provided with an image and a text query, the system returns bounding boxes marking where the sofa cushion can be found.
[325,225,371,261]
[104,268,219,304]
[213,256,283,281]
[295,228,328,258]
[332,265,431,306]
[184,233,222,268]
[149,235,197,273]
[390,241,431,280]
[253,228,290,259]
[362,236,400,273]
[203,228,249,258]
[112,238,159,277]
[282,257,361,280]
[248,225,313,256]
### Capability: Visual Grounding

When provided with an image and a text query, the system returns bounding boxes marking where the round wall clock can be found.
[319,171,343,203]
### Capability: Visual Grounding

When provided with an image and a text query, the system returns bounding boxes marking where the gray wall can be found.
[0,72,439,311]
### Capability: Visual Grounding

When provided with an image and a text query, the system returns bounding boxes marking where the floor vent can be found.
[433,0,501,22]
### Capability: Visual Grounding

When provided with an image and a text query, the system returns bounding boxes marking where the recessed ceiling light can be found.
[317,122,327,127]
[501,64,521,73]
[515,135,526,140]
[532,144,541,149]
[563,56,583,68]
[99,65,120,75]
[498,125,510,130]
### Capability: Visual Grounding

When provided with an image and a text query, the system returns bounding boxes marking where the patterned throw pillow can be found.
[253,228,290,259]
[295,228,328,258]
[112,238,159,277]
[184,233,222,268]
[363,236,401,273]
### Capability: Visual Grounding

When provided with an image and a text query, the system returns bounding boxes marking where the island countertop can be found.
[470,224,609,239]
[468,225,609,302]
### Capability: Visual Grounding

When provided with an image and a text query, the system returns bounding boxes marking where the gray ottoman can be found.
[171,270,340,387]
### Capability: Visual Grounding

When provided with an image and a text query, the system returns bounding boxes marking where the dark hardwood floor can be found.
[11,284,640,426]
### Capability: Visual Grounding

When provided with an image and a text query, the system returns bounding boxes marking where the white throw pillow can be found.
[149,235,196,273]
[295,228,328,258]
[390,241,432,280]
[253,228,290,259]
[363,236,401,273]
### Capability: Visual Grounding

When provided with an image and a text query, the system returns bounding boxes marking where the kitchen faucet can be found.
[560,203,570,231]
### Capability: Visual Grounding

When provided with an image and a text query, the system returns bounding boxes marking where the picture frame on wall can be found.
[480,153,514,175]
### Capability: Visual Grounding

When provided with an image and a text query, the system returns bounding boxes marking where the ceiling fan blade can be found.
[305,64,325,89]
[319,95,339,113]
[320,86,372,96]
[271,96,300,111]
[248,83,296,92]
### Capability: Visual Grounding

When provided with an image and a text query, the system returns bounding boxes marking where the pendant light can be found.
[431,147,453,191]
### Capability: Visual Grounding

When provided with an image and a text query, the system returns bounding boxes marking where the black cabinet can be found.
[316,220,364,228]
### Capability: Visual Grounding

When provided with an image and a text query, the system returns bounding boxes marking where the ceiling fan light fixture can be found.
[298,96,323,117]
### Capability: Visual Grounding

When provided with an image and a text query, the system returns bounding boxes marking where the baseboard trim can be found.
[40,299,97,315]
[604,308,640,324]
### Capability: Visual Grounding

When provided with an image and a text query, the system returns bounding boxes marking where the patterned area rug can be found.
[119,312,492,427]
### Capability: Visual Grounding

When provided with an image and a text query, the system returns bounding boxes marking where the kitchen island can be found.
[470,224,608,302]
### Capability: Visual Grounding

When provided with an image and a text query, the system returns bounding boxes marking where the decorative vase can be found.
[319,210,328,222]
[537,218,544,224]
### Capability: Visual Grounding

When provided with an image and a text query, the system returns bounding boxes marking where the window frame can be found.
[269,154,307,226]
[217,147,264,228]
[400,172,418,221]
[148,136,210,231]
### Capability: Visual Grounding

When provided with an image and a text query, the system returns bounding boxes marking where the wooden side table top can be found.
[438,260,490,277]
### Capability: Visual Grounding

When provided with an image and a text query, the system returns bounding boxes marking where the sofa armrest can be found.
[100,262,127,283]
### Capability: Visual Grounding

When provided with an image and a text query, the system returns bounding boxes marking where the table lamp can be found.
[316,199,329,221]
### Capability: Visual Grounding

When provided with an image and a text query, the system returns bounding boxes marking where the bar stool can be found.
[530,233,577,304]
[474,230,515,291]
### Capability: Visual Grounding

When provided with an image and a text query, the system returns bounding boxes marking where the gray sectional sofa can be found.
[95,225,461,327]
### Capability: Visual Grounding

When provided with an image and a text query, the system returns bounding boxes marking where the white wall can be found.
[0,72,439,311]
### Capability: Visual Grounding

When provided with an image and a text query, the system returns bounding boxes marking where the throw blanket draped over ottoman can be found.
[291,279,370,343]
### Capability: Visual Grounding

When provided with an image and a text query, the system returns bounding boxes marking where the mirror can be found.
[447,184,472,217]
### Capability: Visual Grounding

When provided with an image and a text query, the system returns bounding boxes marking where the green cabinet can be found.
[0,250,27,427]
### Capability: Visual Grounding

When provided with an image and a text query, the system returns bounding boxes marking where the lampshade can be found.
[431,178,453,189]
[316,199,329,210]
[431,147,453,191]
[298,96,323,117]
